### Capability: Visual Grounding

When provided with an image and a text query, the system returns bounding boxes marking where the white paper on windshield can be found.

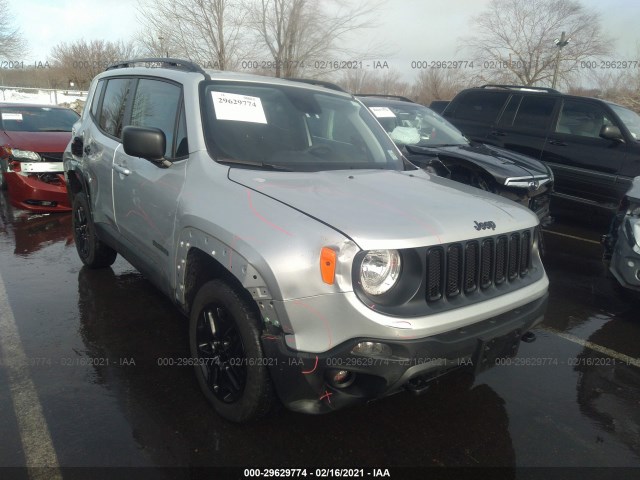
[2,113,23,121]
[369,107,396,118]
[211,92,267,124]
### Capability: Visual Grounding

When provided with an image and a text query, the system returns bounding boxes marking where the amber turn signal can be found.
[320,247,337,285]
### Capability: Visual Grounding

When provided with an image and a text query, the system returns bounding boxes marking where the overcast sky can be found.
[6,0,640,81]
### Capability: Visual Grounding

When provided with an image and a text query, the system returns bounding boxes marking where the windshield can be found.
[0,106,79,132]
[202,82,404,172]
[609,104,640,140]
[362,100,468,147]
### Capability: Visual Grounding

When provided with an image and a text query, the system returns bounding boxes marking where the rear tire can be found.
[190,279,275,422]
[72,192,117,268]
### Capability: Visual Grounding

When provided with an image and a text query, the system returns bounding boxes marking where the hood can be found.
[228,168,538,250]
[1,131,72,153]
[405,143,550,185]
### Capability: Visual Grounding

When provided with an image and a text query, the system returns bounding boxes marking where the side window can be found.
[90,80,105,118]
[555,99,614,138]
[511,96,556,131]
[130,79,182,158]
[450,91,509,123]
[99,78,131,138]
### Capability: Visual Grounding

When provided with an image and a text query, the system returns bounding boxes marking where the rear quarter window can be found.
[90,80,105,119]
[99,78,132,138]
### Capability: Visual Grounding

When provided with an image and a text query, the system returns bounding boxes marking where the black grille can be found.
[446,244,462,297]
[495,236,507,285]
[508,234,520,281]
[520,231,531,276]
[426,248,443,302]
[426,230,533,303]
[480,239,494,289]
[464,241,479,293]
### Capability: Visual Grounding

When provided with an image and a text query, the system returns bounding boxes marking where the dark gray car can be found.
[358,95,554,224]
[443,84,640,212]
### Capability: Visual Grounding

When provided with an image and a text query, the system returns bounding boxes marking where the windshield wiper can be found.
[217,158,294,171]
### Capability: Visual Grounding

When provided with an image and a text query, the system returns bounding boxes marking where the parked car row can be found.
[2,61,637,424]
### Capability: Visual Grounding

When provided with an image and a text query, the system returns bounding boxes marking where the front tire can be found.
[72,192,117,268]
[190,279,275,422]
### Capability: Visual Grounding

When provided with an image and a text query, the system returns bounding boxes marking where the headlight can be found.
[360,249,401,296]
[11,149,41,161]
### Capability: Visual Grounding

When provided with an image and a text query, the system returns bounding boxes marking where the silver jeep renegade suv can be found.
[64,59,549,422]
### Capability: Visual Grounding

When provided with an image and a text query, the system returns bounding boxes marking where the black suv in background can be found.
[358,95,553,224]
[442,85,640,211]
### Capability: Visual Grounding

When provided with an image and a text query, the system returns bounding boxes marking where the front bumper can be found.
[3,171,71,213]
[262,292,548,414]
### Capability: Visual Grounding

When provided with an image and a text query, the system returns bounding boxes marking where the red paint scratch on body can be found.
[319,390,333,404]
[246,190,292,236]
[301,356,319,375]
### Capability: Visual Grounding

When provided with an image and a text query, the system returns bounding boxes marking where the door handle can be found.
[490,130,507,137]
[548,140,567,146]
[112,163,131,176]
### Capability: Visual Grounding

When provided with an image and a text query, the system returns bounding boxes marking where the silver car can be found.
[64,59,549,422]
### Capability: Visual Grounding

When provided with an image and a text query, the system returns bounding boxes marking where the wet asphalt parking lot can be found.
[0,190,639,480]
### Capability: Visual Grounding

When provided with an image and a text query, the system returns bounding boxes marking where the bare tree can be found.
[338,68,373,94]
[337,69,411,97]
[49,39,139,89]
[136,0,247,70]
[411,69,470,105]
[247,0,383,78]
[0,0,27,59]
[462,0,612,87]
[570,44,640,113]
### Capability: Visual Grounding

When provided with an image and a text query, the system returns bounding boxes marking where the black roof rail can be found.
[355,94,415,103]
[479,84,561,94]
[105,58,209,77]
[285,78,347,92]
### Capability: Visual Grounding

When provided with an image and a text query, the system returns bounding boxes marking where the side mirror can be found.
[600,124,624,142]
[123,126,166,161]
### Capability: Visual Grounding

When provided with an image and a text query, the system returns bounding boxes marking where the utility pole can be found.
[552,31,569,89]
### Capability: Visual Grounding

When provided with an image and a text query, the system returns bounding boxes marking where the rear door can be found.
[541,98,626,208]
[112,78,189,291]
[84,77,132,228]
[488,94,558,160]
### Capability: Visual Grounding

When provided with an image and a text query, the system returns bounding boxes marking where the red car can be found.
[0,103,79,212]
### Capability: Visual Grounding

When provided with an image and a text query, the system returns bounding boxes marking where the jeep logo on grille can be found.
[474,221,496,231]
